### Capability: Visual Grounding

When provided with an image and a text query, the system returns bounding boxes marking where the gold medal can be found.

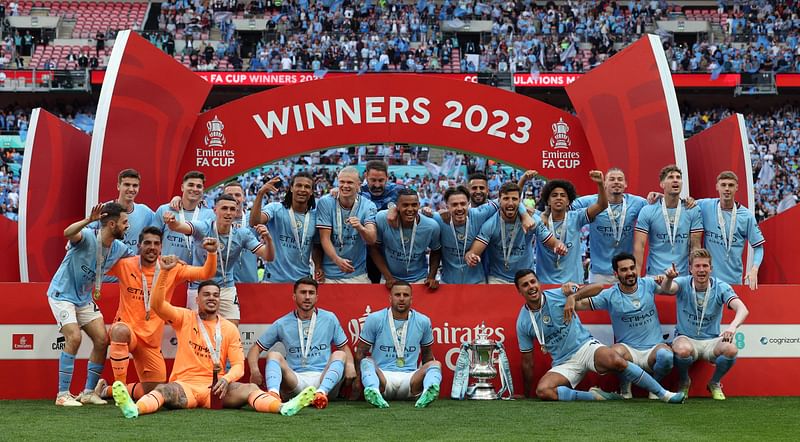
[541,345,548,354]
[396,357,405,368]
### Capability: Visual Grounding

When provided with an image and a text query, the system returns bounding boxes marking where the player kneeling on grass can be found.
[514,269,685,403]
[246,277,356,415]
[658,248,749,400]
[113,258,300,417]
[354,281,442,409]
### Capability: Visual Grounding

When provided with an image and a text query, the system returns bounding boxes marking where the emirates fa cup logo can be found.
[550,118,571,149]
[205,115,226,148]
[348,305,372,346]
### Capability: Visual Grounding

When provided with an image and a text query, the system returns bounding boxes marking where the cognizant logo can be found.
[760,336,800,345]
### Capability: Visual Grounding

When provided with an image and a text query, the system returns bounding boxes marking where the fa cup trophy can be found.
[451,323,514,400]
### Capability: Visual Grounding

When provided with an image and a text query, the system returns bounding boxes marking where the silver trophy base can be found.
[466,381,499,400]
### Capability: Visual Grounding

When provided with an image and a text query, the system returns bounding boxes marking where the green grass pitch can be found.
[2,398,799,441]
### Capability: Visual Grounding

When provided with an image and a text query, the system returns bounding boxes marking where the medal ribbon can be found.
[716,202,737,255]
[335,195,359,251]
[213,221,233,283]
[398,217,418,273]
[449,216,469,268]
[691,277,712,336]
[138,258,160,319]
[196,313,222,367]
[288,208,313,274]
[500,217,520,270]
[388,309,411,362]
[94,229,108,299]
[661,199,683,249]
[527,302,547,351]
[296,310,317,365]
[608,197,628,247]
[179,207,201,251]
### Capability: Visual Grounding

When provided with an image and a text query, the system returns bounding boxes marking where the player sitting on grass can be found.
[113,254,313,417]
[246,277,356,414]
[354,281,442,409]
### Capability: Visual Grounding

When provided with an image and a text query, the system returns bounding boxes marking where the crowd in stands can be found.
[0,149,22,221]
[3,0,800,74]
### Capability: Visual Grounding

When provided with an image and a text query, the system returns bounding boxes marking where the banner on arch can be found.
[175,74,598,194]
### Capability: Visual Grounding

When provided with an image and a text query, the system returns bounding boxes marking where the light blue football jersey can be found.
[188,219,263,288]
[315,195,378,280]
[572,194,647,275]
[374,210,441,282]
[47,228,131,307]
[590,277,665,350]
[255,308,348,373]
[233,211,260,283]
[359,308,434,373]
[477,212,552,282]
[434,203,498,284]
[154,203,215,263]
[534,208,591,284]
[635,202,702,275]
[260,202,318,283]
[697,199,765,285]
[516,289,594,366]
[673,276,739,340]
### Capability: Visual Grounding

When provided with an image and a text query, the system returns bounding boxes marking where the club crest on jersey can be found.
[632,300,641,309]
[542,315,551,324]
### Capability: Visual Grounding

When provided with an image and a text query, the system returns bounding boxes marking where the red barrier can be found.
[2,283,798,399]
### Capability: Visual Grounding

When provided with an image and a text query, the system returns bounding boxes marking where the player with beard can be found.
[467,172,490,207]
[355,281,442,409]
[251,172,323,283]
[514,269,684,403]
[94,231,218,402]
[659,248,749,400]
[371,188,441,288]
[164,194,273,326]
[359,160,402,283]
[634,165,703,277]
[247,277,356,413]
[317,166,378,283]
[433,186,513,283]
[155,171,214,264]
[466,183,566,284]
[112,267,288,417]
[536,170,607,284]
[48,203,131,406]
[565,253,676,400]
[572,168,648,284]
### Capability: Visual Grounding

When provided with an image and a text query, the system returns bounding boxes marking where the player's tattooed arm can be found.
[420,345,435,364]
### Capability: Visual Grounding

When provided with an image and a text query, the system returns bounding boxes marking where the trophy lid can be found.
[472,322,495,346]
